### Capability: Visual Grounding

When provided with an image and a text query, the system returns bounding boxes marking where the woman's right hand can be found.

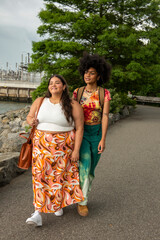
[30,117,39,127]
[26,97,44,127]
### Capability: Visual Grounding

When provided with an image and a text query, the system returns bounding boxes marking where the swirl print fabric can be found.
[32,129,84,213]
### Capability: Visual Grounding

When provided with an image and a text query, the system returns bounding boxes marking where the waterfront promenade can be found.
[0,105,160,240]
[0,80,40,101]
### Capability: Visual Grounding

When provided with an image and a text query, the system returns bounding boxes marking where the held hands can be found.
[98,139,105,154]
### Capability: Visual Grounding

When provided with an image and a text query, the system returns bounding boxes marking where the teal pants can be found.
[79,124,102,206]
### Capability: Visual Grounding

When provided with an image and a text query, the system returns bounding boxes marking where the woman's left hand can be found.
[98,139,105,154]
[71,150,79,162]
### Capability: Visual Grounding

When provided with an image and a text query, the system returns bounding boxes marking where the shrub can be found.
[118,92,136,107]
[108,89,123,113]
[109,89,136,114]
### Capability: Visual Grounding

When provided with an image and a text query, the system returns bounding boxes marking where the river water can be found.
[0,101,31,114]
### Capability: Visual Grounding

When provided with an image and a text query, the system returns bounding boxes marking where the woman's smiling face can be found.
[84,67,99,85]
[48,76,66,95]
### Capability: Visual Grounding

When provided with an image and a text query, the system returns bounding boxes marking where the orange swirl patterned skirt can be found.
[32,129,84,213]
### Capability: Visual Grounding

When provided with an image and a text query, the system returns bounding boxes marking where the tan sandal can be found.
[77,205,89,217]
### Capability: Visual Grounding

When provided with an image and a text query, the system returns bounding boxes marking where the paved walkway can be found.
[0,105,160,240]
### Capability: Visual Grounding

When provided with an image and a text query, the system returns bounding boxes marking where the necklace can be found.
[84,87,98,96]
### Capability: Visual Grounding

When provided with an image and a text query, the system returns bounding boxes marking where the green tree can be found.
[29,0,160,98]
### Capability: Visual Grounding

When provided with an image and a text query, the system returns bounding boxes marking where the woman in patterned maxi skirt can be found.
[26,74,84,226]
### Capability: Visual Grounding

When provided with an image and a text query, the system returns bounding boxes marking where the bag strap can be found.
[19,97,44,140]
[35,97,44,119]
[19,132,29,140]
[77,86,85,103]
[98,87,105,108]
[77,86,105,108]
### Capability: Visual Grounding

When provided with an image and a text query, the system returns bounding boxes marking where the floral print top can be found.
[73,87,111,124]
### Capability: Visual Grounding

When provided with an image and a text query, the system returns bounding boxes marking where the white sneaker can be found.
[26,211,42,226]
[54,209,63,217]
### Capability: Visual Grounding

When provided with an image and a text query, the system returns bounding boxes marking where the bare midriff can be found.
[84,121,101,125]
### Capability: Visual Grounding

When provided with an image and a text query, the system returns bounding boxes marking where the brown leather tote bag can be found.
[18,97,44,170]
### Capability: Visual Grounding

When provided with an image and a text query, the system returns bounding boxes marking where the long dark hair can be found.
[79,52,111,86]
[45,74,73,124]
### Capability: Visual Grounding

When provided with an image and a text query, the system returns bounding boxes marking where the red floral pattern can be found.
[73,87,111,123]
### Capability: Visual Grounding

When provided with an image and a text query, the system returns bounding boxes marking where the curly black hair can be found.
[79,52,111,86]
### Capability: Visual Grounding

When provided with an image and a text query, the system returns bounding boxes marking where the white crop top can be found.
[37,98,74,132]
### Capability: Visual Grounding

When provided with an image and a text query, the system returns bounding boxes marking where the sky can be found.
[0,0,44,70]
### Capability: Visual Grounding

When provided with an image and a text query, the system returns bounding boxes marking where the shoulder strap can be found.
[77,86,85,103]
[98,87,105,108]
[35,97,45,118]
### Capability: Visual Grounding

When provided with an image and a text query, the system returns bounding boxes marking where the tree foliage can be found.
[29,0,160,97]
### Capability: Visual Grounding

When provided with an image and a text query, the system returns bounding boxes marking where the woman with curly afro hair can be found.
[73,52,112,217]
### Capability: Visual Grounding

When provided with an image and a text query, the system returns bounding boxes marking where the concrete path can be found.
[0,105,160,240]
